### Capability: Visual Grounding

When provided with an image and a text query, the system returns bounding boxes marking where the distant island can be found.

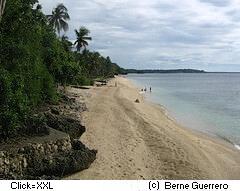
[124,69,206,74]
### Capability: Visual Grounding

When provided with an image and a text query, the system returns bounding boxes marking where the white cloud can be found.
[39,0,240,71]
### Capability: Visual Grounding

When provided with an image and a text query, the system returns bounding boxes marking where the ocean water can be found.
[127,73,240,148]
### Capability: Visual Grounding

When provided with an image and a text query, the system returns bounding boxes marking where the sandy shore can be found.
[66,76,240,179]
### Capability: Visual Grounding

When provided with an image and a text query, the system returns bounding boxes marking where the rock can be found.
[44,112,86,139]
[52,145,58,153]
[0,151,5,157]
[37,149,96,177]
[4,158,10,165]
[72,139,86,150]
[71,139,96,154]
[61,94,76,104]
[18,148,25,154]
[24,145,96,178]
[0,166,3,174]
[71,85,90,90]
[0,157,3,166]
[0,135,97,179]
[50,107,60,115]
[69,102,87,112]
[135,99,140,103]
[0,93,96,179]
[22,158,27,168]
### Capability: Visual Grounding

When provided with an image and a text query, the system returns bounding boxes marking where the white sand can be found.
[66,76,240,179]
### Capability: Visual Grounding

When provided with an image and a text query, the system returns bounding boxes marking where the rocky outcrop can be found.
[0,90,97,179]
[0,134,96,179]
[0,151,27,179]
[44,112,86,139]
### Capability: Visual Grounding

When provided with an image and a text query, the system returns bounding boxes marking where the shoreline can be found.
[127,76,240,152]
[66,76,240,179]
[144,97,240,152]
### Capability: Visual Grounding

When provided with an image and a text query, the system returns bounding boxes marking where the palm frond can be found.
[75,29,80,37]
[57,3,68,12]
[82,36,92,41]
[74,26,92,52]
[74,40,78,45]
[61,35,69,41]
[79,27,90,36]
[47,3,70,35]
[59,19,69,32]
[82,40,89,46]
[62,13,70,20]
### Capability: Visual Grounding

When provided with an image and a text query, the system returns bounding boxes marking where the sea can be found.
[127,73,240,149]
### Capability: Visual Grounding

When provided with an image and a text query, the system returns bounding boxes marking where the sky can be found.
[39,0,240,72]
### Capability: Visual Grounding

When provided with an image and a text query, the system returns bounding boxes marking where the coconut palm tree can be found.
[74,27,92,52]
[47,3,70,37]
[61,35,73,52]
[0,0,6,20]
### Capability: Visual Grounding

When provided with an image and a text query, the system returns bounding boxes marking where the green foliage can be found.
[75,75,94,86]
[0,67,19,138]
[0,0,57,138]
[75,51,123,79]
[47,3,70,36]
[74,27,92,52]
[0,0,124,139]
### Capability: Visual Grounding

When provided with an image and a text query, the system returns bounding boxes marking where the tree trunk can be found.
[0,0,6,21]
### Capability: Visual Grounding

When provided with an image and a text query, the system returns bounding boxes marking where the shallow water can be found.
[127,73,240,148]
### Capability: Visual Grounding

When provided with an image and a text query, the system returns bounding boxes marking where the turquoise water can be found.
[127,73,240,148]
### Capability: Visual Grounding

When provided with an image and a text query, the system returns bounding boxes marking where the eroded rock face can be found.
[44,112,86,139]
[0,137,96,179]
[0,151,27,179]
[0,92,96,180]
[29,142,97,178]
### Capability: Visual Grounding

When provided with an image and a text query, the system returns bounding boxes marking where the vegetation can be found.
[0,0,124,139]
[47,3,70,37]
[74,27,92,52]
[125,69,206,74]
[0,0,6,20]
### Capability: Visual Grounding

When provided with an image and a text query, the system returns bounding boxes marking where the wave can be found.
[234,144,240,150]
[216,134,240,151]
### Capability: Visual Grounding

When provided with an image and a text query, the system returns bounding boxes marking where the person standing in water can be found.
[150,87,152,92]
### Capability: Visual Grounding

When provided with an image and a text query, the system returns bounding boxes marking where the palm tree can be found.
[61,35,68,41]
[0,0,6,21]
[61,35,73,52]
[74,27,92,52]
[47,3,70,36]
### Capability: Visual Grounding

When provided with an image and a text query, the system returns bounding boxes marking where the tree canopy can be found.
[47,3,70,36]
[0,0,125,139]
[74,27,92,52]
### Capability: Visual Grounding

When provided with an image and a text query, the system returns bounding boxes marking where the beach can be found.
[66,76,240,179]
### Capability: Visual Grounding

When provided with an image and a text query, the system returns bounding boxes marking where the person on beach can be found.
[150,87,152,92]
[144,87,147,92]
